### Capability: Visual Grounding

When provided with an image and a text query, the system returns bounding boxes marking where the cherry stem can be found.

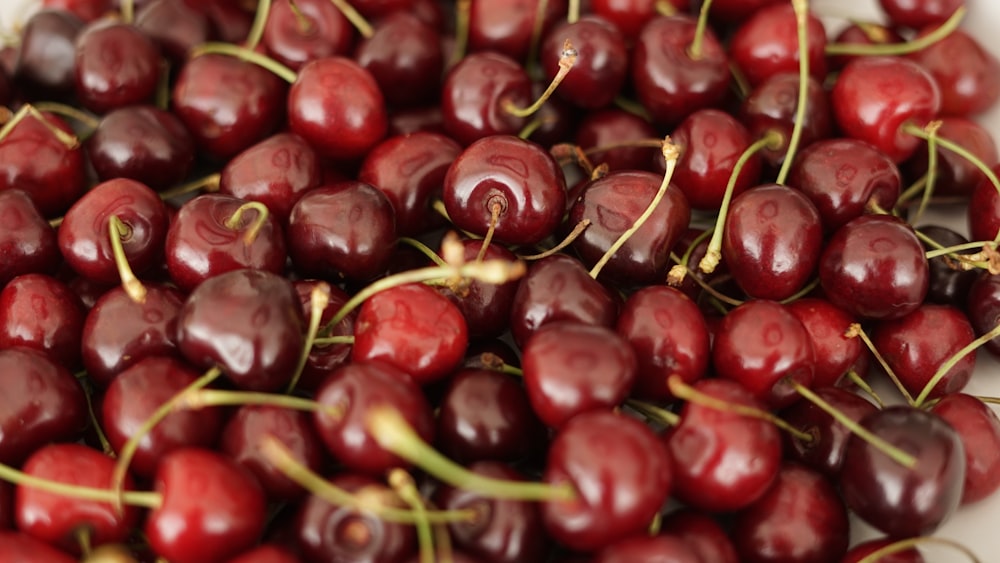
[0,104,79,149]
[976,396,1000,405]
[852,20,894,44]
[625,398,680,427]
[825,6,966,56]
[223,200,271,245]
[399,237,449,267]
[473,353,525,378]
[790,381,917,468]
[32,101,100,131]
[450,0,471,66]
[590,137,679,279]
[120,0,134,24]
[155,60,171,111]
[581,138,666,157]
[287,283,331,394]
[567,0,579,23]
[526,0,551,73]
[924,240,999,274]
[775,0,810,185]
[913,321,1000,407]
[76,528,92,557]
[779,278,820,304]
[328,0,373,39]
[729,61,752,99]
[0,460,161,509]
[178,389,343,421]
[157,173,221,201]
[389,469,435,563]
[312,335,355,346]
[898,173,928,205]
[613,96,654,120]
[108,215,147,304]
[517,219,591,260]
[667,375,814,443]
[550,143,595,174]
[517,113,557,140]
[366,406,577,502]
[668,254,743,308]
[687,0,714,61]
[503,39,578,118]
[655,1,677,16]
[845,323,916,405]
[110,366,222,513]
[476,201,502,263]
[914,120,942,223]
[699,131,783,273]
[191,42,298,83]
[846,369,886,409]
[666,228,714,286]
[79,375,115,457]
[244,0,273,50]
[857,536,981,563]
[287,0,316,34]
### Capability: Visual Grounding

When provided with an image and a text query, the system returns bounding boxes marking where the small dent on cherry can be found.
[757,201,780,221]
[869,236,898,252]
[763,323,784,346]
[271,148,291,169]
[835,164,858,186]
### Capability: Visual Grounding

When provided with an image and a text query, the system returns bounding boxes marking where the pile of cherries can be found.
[3,0,1000,561]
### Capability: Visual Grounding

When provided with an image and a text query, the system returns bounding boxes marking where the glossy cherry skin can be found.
[444,135,567,246]
[569,170,691,286]
[440,52,532,146]
[58,178,169,285]
[0,531,76,563]
[721,184,823,301]
[590,0,686,38]
[842,538,925,563]
[785,298,862,388]
[508,253,619,347]
[909,27,1000,117]
[135,0,212,65]
[788,138,902,233]
[145,448,267,563]
[631,15,730,126]
[781,386,878,477]
[357,131,461,236]
[0,110,86,218]
[968,164,1000,242]
[287,181,397,282]
[905,116,999,197]
[176,269,305,392]
[0,274,86,369]
[540,16,627,110]
[0,191,60,286]
[818,214,929,320]
[665,379,783,512]
[312,361,435,475]
[16,443,139,554]
[13,10,84,99]
[729,3,827,88]
[967,272,1000,357]
[741,74,832,167]
[86,105,195,190]
[879,0,962,29]
[172,53,286,160]
[731,463,849,563]
[294,472,417,563]
[930,393,1000,504]
[165,194,287,291]
[467,0,566,61]
[355,12,444,108]
[592,534,703,563]
[434,461,550,563]
[263,0,354,71]
[288,57,387,161]
[0,347,87,465]
[352,283,468,386]
[73,21,160,113]
[81,284,184,386]
[574,108,659,173]
[872,304,976,400]
[542,409,672,552]
[436,368,546,463]
[659,509,739,563]
[436,238,521,340]
[831,56,941,163]
[228,544,300,563]
[918,225,979,307]
[670,109,761,210]
[840,406,965,538]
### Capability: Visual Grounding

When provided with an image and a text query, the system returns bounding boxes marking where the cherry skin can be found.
[574,108,659,173]
[839,406,965,538]
[0,274,86,369]
[740,74,832,168]
[967,164,1000,242]
[227,544,300,563]
[728,3,827,88]
[829,22,905,71]
[665,378,783,513]
[908,27,1000,117]
[73,20,161,113]
[659,509,740,563]
[435,238,521,340]
[591,534,703,563]
[262,0,354,71]
[440,52,532,146]
[16,443,139,554]
[919,225,980,307]
[831,56,941,163]
[0,531,77,563]
[540,16,627,110]
[781,386,878,477]
[467,0,566,62]
[966,272,1000,357]
[542,409,672,553]
[0,347,87,465]
[135,0,212,65]
[13,10,84,100]
[176,269,305,392]
[905,116,999,197]
[818,214,929,320]
[145,448,267,563]
[41,0,110,22]
[354,11,444,108]
[288,57,388,161]
[0,191,58,287]
[930,393,1000,504]
[591,0,687,38]
[294,280,356,393]
[721,184,823,301]
[879,0,962,29]
[443,135,567,246]
[785,298,862,388]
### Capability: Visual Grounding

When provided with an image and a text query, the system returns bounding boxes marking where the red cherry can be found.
[262,0,354,71]
[73,21,161,113]
[905,116,999,197]
[930,393,1000,504]
[728,3,827,88]
[0,274,86,369]
[354,12,444,108]
[659,509,739,563]
[0,530,76,563]
[740,74,832,168]
[14,10,85,100]
[574,108,659,173]
[0,190,59,286]
[879,0,962,29]
[780,386,878,477]
[467,0,566,62]
[592,534,703,563]
[785,298,862,388]
[540,16,627,110]
[908,27,1000,117]
[435,238,521,340]
[440,52,532,146]
[135,0,212,65]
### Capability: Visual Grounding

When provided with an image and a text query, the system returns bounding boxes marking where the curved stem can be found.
[223,201,271,245]
[914,120,942,223]
[774,0,810,185]
[666,228,713,286]
[846,323,915,405]
[287,0,316,34]
[625,398,680,427]
[32,101,100,131]
[476,201,502,263]
[157,173,221,201]
[0,461,160,509]
[0,104,79,149]
[108,215,147,304]
[925,240,994,259]
[913,321,1000,407]
[503,39,577,118]
[526,0,551,73]
[846,369,885,409]
[244,0,274,50]
[328,0,373,38]
[287,283,330,394]
[399,237,449,267]
[517,219,591,260]
[687,0,714,61]
[389,469,434,563]
[190,42,297,83]
[825,6,966,56]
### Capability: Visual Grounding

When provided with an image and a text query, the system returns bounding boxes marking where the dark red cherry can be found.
[228,544,300,563]
[665,378,783,512]
[879,0,962,29]
[659,509,739,563]
[287,181,397,282]
[435,238,521,340]
[967,271,1000,357]
[721,184,823,301]
[542,409,672,552]
[294,280,356,393]
[591,0,686,38]
[101,356,224,477]
[788,138,902,233]
[467,0,566,61]
[785,298,862,388]
[0,530,76,562]
[263,0,354,71]
[780,386,878,477]
[74,21,161,113]
[540,16,627,110]
[731,463,849,563]
[918,225,980,307]
[616,285,709,402]
[176,269,305,391]
[0,274,85,369]
[145,448,267,563]
[592,534,703,563]
[443,135,567,246]
[440,52,532,146]
[0,191,59,287]
[135,0,212,65]
[13,10,84,99]
[81,284,184,387]
[729,3,827,88]
[354,12,444,108]
[904,116,998,197]
[740,74,832,168]
[16,443,139,554]
[908,27,1000,117]
[831,56,941,163]
[842,538,926,563]
[0,481,10,529]
[574,108,659,173]
[930,393,1000,504]
[0,347,87,465]
[288,57,387,161]
[968,165,1000,242]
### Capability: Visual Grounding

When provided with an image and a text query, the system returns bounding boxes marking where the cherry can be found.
[13,10,84,100]
[262,0,354,71]
[659,509,739,563]
[16,443,139,554]
[443,135,567,246]
[294,280,356,393]
[966,272,1000,357]
[573,108,659,173]
[829,21,905,71]
[466,0,566,62]
[0,530,76,562]
[788,138,903,233]
[354,11,444,108]
[908,27,1000,117]
[665,378,782,512]
[440,52,532,146]
[287,181,397,282]
[729,2,827,88]
[839,406,965,538]
[540,16,627,110]
[0,191,59,287]
[930,393,1000,505]
[135,0,212,65]
[0,347,87,465]
[781,386,878,477]
[740,74,832,168]
[818,214,929,320]
[73,20,161,114]
[542,409,672,552]
[967,164,1000,242]
[907,117,999,201]
[435,238,521,340]
[0,274,86,369]
[879,0,963,29]
[785,298,862,388]
[591,534,703,563]
[731,463,849,563]
[918,225,980,307]
[831,56,941,163]
[228,544,300,563]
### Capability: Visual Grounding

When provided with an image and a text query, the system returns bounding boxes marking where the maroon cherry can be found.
[294,280,356,393]
[659,509,739,563]
[966,271,1000,357]
[708,0,783,22]
[0,190,59,287]
[968,164,1000,242]
[728,2,827,88]
[879,0,962,29]
[467,0,566,62]
[785,298,862,388]
[574,108,659,173]
[135,0,212,65]
[13,10,84,100]
[829,21,905,71]
[440,52,532,146]
[591,534,703,563]
[227,544,300,563]
[40,0,110,22]
[919,225,980,307]
[930,393,1000,504]
[740,74,832,168]
[73,20,161,113]
[780,386,878,477]
[908,27,1000,117]
[262,0,354,71]
[435,238,521,340]
[0,530,76,562]
[0,274,86,369]
[540,16,627,110]
[354,11,444,108]
[591,0,686,38]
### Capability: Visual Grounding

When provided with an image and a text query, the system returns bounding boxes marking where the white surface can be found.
[1,0,999,559]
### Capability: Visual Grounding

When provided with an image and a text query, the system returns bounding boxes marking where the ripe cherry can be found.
[930,393,1000,505]
[73,21,161,113]
[467,0,566,62]
[13,10,84,100]
[0,274,86,369]
[728,2,827,88]
[904,116,999,197]
[659,509,739,563]
[879,0,962,29]
[435,238,521,339]
[135,0,212,65]
[540,16,627,110]
[0,530,76,562]
[574,108,659,173]
[440,52,532,145]
[919,225,980,307]
[262,0,354,71]
[591,534,703,563]
[740,74,832,168]
[908,27,1000,117]
[780,386,878,477]
[785,298,862,388]
[354,11,444,108]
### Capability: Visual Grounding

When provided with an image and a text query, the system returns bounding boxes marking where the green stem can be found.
[450,0,471,66]
[190,42,297,83]
[157,173,221,201]
[774,0,810,186]
[914,121,941,223]
[244,0,274,50]
[398,237,448,267]
[825,6,966,56]
[503,40,577,118]
[223,201,271,245]
[625,398,680,426]
[312,335,355,346]
[108,216,147,304]
[913,321,1000,407]
[287,283,330,394]
[329,0,373,38]
[389,469,435,563]
[0,104,79,148]
[687,0,714,61]
[847,323,915,405]
[0,462,160,508]
[846,369,885,409]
